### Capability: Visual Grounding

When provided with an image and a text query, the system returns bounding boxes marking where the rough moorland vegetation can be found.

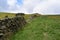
[11,15,60,40]
[0,12,60,40]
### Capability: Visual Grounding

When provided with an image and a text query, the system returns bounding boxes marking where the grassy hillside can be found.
[0,12,31,20]
[10,16,60,40]
[0,12,15,19]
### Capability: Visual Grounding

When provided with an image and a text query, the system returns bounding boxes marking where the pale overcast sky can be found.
[0,0,60,15]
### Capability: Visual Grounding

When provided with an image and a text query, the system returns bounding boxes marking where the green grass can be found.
[0,12,15,19]
[10,16,60,40]
[0,12,31,20]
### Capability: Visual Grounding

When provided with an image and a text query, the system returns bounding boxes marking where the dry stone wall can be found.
[0,14,27,40]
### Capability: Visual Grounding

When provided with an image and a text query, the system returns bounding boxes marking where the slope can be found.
[0,12,15,19]
[11,16,60,40]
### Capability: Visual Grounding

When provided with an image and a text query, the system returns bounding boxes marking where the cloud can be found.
[0,0,60,15]
[7,0,18,10]
[7,0,17,6]
[19,0,60,14]
[21,0,40,13]
[33,0,60,15]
